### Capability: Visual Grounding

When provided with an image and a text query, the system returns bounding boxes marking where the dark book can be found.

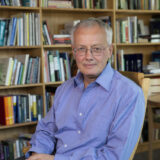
[124,53,143,72]
[0,20,6,46]
[0,97,6,125]
[32,57,39,83]
[150,18,160,35]
[152,50,160,62]
[3,19,10,46]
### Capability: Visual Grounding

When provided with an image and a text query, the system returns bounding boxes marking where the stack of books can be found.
[0,0,37,7]
[0,54,40,86]
[0,94,43,126]
[0,13,40,47]
[43,50,71,83]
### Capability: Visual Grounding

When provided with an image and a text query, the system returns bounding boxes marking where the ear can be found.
[108,44,113,58]
[72,45,76,59]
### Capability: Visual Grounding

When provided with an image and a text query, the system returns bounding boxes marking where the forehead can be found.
[73,25,107,45]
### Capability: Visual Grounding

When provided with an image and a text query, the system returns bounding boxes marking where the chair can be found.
[120,71,150,160]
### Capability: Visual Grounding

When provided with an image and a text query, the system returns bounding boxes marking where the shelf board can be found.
[116,43,160,46]
[42,7,113,13]
[152,140,160,150]
[0,46,41,49]
[0,121,37,130]
[43,44,71,48]
[144,73,160,78]
[0,5,40,11]
[0,83,43,90]
[136,142,149,153]
[45,81,63,87]
[116,9,160,14]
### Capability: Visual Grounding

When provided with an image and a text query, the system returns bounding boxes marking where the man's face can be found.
[72,25,113,79]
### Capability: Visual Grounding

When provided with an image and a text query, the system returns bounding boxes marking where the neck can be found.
[83,75,97,88]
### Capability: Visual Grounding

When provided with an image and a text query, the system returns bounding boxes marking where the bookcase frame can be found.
[0,0,159,159]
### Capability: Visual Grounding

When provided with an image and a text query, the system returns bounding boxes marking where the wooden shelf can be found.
[144,73,160,78]
[152,140,160,150]
[116,9,160,14]
[0,46,41,49]
[0,121,37,130]
[43,44,71,48]
[42,7,113,13]
[116,43,160,46]
[136,142,149,153]
[45,81,63,87]
[0,83,43,90]
[0,6,40,11]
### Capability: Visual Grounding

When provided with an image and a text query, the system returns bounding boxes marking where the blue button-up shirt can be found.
[28,63,145,160]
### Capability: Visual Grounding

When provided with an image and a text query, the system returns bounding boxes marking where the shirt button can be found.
[79,112,83,116]
[77,130,81,134]
[64,144,67,148]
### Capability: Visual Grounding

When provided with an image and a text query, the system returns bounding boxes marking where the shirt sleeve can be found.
[26,105,57,156]
[54,87,145,160]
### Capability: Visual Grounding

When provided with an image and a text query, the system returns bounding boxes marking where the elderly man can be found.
[26,18,145,160]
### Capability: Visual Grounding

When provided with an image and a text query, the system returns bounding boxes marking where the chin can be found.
[84,72,99,78]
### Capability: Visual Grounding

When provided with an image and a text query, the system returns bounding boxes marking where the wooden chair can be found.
[120,71,150,160]
[23,71,150,159]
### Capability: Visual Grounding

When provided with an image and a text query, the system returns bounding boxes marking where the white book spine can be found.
[60,58,65,81]
[5,57,12,85]
[14,61,21,85]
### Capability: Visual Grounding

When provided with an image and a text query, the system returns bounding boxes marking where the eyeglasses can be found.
[73,46,106,57]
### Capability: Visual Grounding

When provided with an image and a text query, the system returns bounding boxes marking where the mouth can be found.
[84,64,96,68]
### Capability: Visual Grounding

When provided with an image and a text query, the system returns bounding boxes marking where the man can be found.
[26,18,145,160]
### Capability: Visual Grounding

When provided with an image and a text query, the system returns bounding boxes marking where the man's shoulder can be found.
[113,71,142,94]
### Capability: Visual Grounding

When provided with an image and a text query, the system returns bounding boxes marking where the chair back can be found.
[119,71,150,160]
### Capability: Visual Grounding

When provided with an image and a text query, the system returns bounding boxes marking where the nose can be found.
[85,48,93,58]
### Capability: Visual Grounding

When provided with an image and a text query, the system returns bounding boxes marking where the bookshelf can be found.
[0,0,160,159]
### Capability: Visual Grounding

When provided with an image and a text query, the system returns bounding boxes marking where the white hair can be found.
[70,17,113,45]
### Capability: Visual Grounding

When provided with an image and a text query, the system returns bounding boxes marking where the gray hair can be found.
[70,17,113,45]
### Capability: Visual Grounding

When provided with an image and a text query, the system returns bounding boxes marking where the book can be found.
[0,20,6,46]
[0,57,12,85]
[0,97,6,125]
[9,17,17,46]
[14,54,29,85]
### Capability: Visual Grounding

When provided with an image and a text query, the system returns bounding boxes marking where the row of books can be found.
[59,16,111,40]
[0,134,31,160]
[0,13,40,47]
[41,0,107,9]
[42,20,71,45]
[117,0,160,10]
[117,49,143,72]
[0,0,38,7]
[116,16,140,43]
[0,94,43,126]
[72,0,107,9]
[143,50,160,74]
[149,77,160,95]
[42,0,73,8]
[0,54,40,86]
[43,50,71,82]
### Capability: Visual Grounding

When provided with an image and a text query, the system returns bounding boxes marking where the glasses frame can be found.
[73,45,107,57]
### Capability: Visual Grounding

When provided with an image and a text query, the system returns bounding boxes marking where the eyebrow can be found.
[76,44,105,47]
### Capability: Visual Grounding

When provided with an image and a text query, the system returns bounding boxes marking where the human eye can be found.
[92,47,102,53]
[77,47,86,53]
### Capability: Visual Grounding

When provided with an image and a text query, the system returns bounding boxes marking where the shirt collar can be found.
[74,62,114,91]
[96,62,114,91]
